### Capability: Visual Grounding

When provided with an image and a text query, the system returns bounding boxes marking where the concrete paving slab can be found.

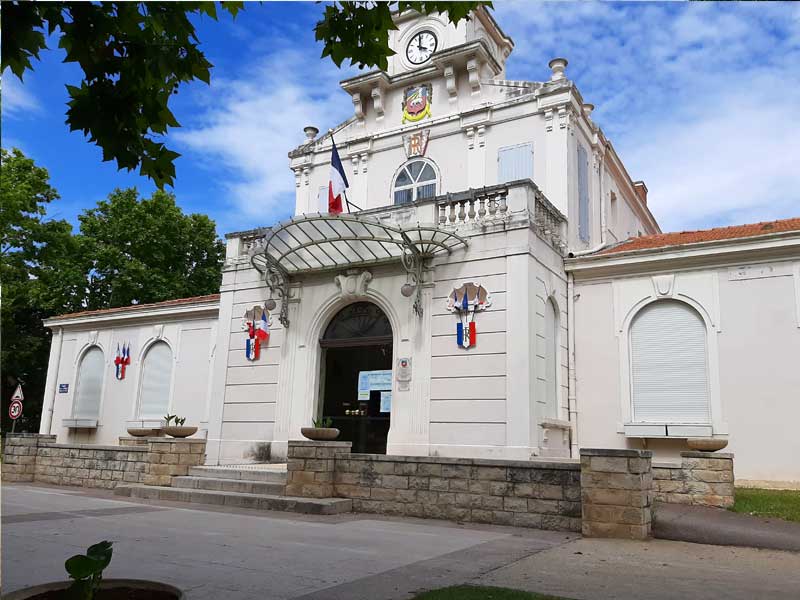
[479,537,800,600]
[2,484,556,599]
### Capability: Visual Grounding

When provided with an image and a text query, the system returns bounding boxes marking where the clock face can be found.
[406,30,438,65]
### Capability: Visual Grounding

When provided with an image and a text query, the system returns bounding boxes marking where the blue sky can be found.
[3,1,799,236]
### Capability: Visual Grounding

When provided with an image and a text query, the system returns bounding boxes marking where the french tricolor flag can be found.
[328,140,349,214]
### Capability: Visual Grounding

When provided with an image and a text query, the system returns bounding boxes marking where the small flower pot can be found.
[164,426,198,438]
[301,427,340,441]
[687,437,728,452]
[3,578,183,599]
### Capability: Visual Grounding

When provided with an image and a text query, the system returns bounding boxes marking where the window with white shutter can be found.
[630,301,710,424]
[498,143,533,184]
[73,347,104,419]
[139,342,174,419]
[577,144,590,242]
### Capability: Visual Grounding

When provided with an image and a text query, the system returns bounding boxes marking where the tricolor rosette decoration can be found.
[446,283,492,349]
[241,304,271,361]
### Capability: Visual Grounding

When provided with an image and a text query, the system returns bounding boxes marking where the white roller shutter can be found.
[139,342,173,418]
[498,143,533,183]
[630,301,710,423]
[74,347,104,419]
[577,144,590,242]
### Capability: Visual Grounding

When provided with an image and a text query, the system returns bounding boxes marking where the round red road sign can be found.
[9,399,23,420]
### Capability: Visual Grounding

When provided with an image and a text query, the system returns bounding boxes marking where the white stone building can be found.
[38,9,799,486]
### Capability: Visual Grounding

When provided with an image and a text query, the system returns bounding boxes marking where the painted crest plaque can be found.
[402,84,432,123]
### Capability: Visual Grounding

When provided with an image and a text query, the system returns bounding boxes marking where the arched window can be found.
[322,302,392,342]
[138,342,174,419]
[393,159,437,205]
[630,300,709,424]
[544,298,559,418]
[73,347,105,419]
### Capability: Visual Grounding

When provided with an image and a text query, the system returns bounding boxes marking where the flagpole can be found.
[329,129,362,213]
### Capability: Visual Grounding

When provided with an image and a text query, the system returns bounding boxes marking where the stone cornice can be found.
[43,300,219,329]
[565,232,800,280]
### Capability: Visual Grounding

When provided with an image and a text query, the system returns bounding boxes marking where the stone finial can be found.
[548,57,568,81]
[303,126,319,141]
[583,103,595,117]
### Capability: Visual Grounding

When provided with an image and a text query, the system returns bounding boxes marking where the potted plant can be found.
[163,414,197,438]
[301,417,340,441]
[4,541,182,599]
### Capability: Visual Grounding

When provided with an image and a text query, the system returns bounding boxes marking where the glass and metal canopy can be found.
[249,213,468,327]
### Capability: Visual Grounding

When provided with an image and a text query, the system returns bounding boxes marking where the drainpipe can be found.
[41,326,64,435]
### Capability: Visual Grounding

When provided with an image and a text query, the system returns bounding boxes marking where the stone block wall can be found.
[653,451,734,508]
[2,434,205,490]
[1,434,57,482]
[580,448,653,540]
[286,441,582,531]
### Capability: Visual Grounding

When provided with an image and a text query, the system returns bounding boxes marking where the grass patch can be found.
[732,488,800,523]
[411,585,574,600]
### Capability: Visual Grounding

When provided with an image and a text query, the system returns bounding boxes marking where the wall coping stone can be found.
[580,448,653,458]
[347,452,580,470]
[653,461,681,469]
[680,451,733,459]
[148,438,204,444]
[289,440,353,448]
[3,433,56,439]
[40,443,147,452]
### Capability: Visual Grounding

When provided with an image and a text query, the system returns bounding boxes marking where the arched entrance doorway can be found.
[320,302,393,454]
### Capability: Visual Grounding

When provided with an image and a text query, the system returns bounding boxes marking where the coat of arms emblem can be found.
[402,84,432,123]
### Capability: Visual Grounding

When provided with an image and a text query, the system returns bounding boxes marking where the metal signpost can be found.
[9,384,24,433]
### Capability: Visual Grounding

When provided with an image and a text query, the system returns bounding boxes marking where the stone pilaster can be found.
[580,448,653,540]
[141,438,207,487]
[286,440,352,498]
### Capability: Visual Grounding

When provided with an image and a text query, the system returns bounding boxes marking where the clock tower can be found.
[338,8,514,132]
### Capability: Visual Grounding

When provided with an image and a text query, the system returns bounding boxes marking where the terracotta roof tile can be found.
[598,217,800,255]
[52,294,220,320]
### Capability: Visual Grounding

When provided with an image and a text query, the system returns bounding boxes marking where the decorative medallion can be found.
[446,283,492,349]
[114,343,131,380]
[402,84,432,123]
[403,129,430,158]
[241,304,272,361]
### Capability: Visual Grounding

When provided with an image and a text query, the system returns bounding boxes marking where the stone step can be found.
[114,484,351,515]
[172,476,285,496]
[188,465,286,483]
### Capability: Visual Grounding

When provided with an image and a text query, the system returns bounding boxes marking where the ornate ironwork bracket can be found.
[266,267,291,328]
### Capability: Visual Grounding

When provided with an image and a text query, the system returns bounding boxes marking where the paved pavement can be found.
[654,502,800,552]
[3,483,800,599]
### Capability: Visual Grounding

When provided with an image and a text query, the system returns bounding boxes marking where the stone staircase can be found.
[114,464,352,515]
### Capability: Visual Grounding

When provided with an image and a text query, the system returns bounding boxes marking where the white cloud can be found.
[172,45,356,228]
[1,73,41,118]
[495,1,800,231]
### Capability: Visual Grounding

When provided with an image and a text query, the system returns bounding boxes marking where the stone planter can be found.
[3,579,183,599]
[126,427,159,437]
[301,427,340,441]
[687,438,728,452]
[163,426,198,438]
